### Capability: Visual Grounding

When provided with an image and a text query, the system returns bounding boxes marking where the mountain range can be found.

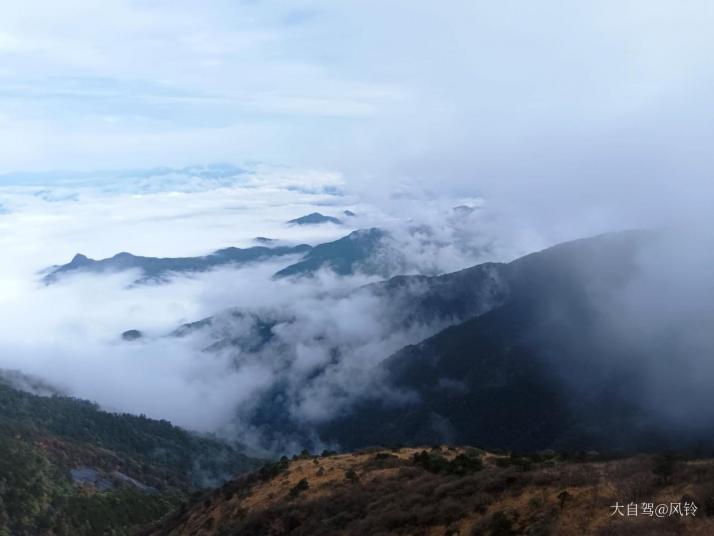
[140,229,686,455]
[128,229,689,456]
[42,227,392,284]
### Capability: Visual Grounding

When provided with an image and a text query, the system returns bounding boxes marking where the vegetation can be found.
[258,456,290,482]
[144,446,714,536]
[0,380,256,487]
[411,449,483,475]
[287,478,309,499]
[652,452,677,485]
[0,378,260,535]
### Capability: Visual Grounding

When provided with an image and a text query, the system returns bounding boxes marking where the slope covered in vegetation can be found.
[143,446,713,535]
[0,376,260,535]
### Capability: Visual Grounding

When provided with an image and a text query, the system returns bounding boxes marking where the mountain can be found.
[0,373,261,535]
[286,212,343,225]
[129,230,667,456]
[43,243,311,284]
[141,446,713,535]
[318,230,692,453]
[161,249,506,355]
[44,228,396,284]
[274,228,394,278]
[359,260,508,328]
[165,233,507,351]
[171,308,280,354]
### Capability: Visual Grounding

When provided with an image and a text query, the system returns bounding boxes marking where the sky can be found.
[1,1,713,240]
[0,2,712,180]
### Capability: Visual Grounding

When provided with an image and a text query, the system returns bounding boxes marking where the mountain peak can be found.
[287,212,343,225]
[69,253,91,265]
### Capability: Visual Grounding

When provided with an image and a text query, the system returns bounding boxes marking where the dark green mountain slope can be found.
[44,228,394,284]
[319,230,678,453]
[43,243,312,284]
[0,376,261,535]
[274,228,392,278]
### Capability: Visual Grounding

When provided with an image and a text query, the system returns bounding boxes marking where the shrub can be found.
[258,456,290,482]
[412,450,483,476]
[486,511,516,536]
[652,453,677,485]
[288,478,309,499]
[557,490,571,510]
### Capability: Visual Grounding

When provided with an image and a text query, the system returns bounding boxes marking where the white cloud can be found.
[0,167,515,446]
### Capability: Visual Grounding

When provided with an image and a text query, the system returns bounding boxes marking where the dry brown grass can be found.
[141,447,714,536]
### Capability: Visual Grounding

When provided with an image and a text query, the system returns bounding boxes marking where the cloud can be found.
[1,1,712,252]
[0,167,514,451]
[1,0,711,207]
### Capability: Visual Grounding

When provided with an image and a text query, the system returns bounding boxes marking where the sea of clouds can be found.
[0,164,532,451]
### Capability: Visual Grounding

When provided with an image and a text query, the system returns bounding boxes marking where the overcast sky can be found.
[1,1,713,236]
[0,2,711,165]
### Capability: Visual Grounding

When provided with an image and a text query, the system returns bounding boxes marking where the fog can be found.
[593,228,714,433]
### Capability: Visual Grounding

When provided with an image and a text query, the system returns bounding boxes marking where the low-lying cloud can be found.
[0,167,518,452]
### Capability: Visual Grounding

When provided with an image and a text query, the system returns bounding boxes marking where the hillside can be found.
[318,231,685,453]
[273,228,393,278]
[142,446,712,535]
[0,375,261,535]
[133,230,670,455]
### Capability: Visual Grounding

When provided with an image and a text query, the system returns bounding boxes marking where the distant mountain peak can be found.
[254,236,275,244]
[121,329,143,341]
[69,253,90,265]
[287,212,343,225]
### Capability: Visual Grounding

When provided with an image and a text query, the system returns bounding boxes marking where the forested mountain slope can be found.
[0,375,261,535]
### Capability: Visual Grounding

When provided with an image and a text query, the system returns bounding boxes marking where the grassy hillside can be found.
[0,376,261,535]
[142,446,713,535]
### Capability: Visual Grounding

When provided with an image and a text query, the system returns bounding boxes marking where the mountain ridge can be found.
[318,230,694,453]
[43,228,395,284]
